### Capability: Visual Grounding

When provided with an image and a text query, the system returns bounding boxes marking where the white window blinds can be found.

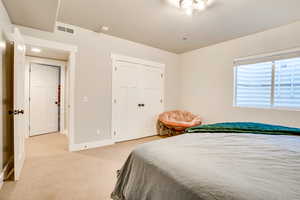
[234,50,300,110]
[274,58,300,108]
[235,62,272,108]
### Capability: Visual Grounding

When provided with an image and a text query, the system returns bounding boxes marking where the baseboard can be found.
[0,156,14,185]
[0,171,3,190]
[114,134,157,143]
[69,139,115,152]
[61,130,68,136]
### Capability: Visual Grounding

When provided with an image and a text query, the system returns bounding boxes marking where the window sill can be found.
[233,105,300,112]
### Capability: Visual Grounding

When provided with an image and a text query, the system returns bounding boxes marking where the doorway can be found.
[22,36,77,154]
[1,33,77,184]
[25,56,67,139]
[29,61,65,136]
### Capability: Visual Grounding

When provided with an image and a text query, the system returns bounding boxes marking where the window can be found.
[235,62,273,108]
[234,55,300,110]
[274,58,300,108]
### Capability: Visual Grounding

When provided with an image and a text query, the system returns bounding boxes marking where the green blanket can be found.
[186,122,300,135]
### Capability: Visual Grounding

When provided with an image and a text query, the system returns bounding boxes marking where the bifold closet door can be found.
[139,66,164,138]
[114,61,142,142]
[113,61,164,142]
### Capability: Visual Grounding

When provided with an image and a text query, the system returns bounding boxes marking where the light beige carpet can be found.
[0,133,161,200]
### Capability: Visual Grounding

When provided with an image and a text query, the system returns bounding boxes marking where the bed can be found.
[111,124,300,200]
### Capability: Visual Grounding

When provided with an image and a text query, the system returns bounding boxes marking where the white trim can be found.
[0,171,3,189]
[270,62,275,106]
[232,66,237,106]
[15,152,25,181]
[25,57,66,137]
[68,52,76,151]
[69,139,115,152]
[233,105,300,112]
[234,46,300,63]
[0,157,13,188]
[23,36,77,52]
[24,36,77,151]
[12,27,25,44]
[111,53,165,142]
[113,134,157,143]
[111,53,165,69]
[0,173,3,189]
[111,59,117,141]
[60,63,66,134]
[26,57,67,66]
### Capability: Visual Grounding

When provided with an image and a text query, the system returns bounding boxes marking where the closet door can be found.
[113,61,142,142]
[139,66,164,137]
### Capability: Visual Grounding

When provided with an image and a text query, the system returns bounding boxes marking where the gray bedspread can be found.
[111,133,300,200]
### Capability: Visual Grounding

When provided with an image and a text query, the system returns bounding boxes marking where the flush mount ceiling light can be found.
[31,47,42,53]
[179,0,211,15]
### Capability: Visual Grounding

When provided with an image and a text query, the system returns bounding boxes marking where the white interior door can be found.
[113,61,141,142]
[13,28,26,181]
[30,63,60,136]
[112,59,164,142]
[139,66,164,137]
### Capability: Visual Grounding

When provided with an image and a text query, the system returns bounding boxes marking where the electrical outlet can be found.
[96,129,101,135]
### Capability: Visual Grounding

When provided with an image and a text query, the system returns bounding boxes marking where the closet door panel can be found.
[114,61,141,141]
[140,66,164,137]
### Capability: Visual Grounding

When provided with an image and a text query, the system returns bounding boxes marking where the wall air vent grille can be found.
[57,26,75,35]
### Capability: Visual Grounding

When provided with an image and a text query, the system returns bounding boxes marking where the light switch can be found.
[83,96,88,102]
[96,129,101,135]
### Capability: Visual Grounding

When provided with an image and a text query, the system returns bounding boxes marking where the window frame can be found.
[233,59,300,111]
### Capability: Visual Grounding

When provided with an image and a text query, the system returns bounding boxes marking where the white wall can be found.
[18,23,180,144]
[180,21,300,128]
[0,0,13,172]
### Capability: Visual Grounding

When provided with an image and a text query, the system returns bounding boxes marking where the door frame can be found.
[23,36,77,151]
[110,53,165,141]
[25,57,66,137]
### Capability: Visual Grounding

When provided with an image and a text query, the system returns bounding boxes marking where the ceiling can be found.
[2,0,60,32]
[3,0,300,53]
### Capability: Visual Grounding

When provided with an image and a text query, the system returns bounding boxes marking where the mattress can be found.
[111,133,300,200]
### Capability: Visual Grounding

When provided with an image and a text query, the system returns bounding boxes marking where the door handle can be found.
[8,110,16,115]
[8,109,24,115]
[138,104,145,107]
[18,109,24,115]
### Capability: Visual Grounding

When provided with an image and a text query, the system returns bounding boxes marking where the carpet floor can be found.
[0,133,161,200]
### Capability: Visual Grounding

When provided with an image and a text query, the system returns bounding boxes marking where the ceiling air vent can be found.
[57,25,75,35]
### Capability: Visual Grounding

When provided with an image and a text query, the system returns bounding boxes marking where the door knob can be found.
[8,109,24,115]
[18,109,24,114]
[8,110,16,115]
